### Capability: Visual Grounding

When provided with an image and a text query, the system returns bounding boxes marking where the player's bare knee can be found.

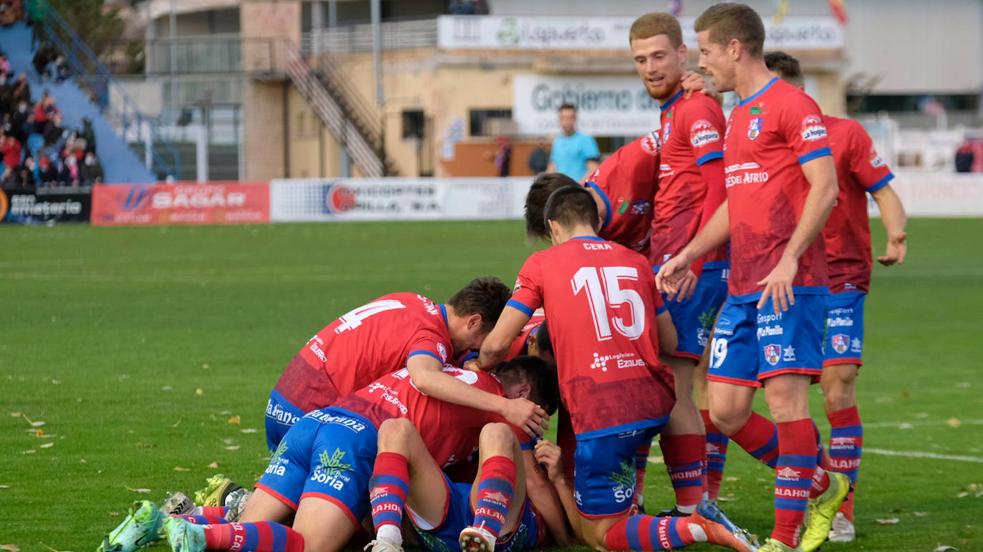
[479,422,515,455]
[377,417,415,449]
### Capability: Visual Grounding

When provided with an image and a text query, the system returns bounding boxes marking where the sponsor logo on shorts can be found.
[690,119,721,148]
[265,441,291,476]
[800,115,828,142]
[831,334,850,354]
[611,461,636,504]
[757,325,783,339]
[782,346,796,362]
[266,400,301,427]
[828,316,853,328]
[851,338,862,352]
[306,410,368,433]
[757,311,783,324]
[309,448,354,490]
[764,344,781,366]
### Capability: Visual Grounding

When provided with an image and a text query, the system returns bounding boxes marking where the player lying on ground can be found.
[365,414,571,552]
[479,185,754,551]
[659,5,847,552]
[267,277,548,451]
[99,358,559,552]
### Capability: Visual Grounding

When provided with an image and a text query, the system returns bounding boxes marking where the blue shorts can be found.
[574,424,663,518]
[823,292,866,367]
[661,263,729,360]
[264,390,306,451]
[256,407,377,527]
[411,475,542,552]
[707,294,827,387]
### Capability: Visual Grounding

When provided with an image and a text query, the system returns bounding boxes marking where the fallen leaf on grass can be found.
[898,423,913,430]
[0,485,10,489]
[225,445,240,451]
[241,428,257,434]
[51,379,61,385]
[725,476,739,482]
[202,363,210,369]
[171,419,182,428]
[647,455,664,464]
[162,385,173,392]
[9,412,21,417]
[126,487,151,494]
[933,546,957,552]
[717,496,735,502]
[948,418,962,428]
[208,461,219,469]
[875,518,900,525]
[34,429,44,438]
[957,492,969,498]
[173,466,190,472]
[227,415,241,425]
[195,388,204,396]
[0,543,20,552]
[956,381,971,388]
[22,450,36,455]
[914,511,927,517]
[40,443,54,449]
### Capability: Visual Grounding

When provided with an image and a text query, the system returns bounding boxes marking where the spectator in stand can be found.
[1,131,21,171]
[60,150,79,186]
[0,72,12,110]
[0,53,10,78]
[9,100,31,142]
[448,0,489,15]
[32,41,57,77]
[80,117,96,153]
[3,154,34,187]
[10,73,30,106]
[546,103,600,181]
[80,151,103,185]
[43,111,65,146]
[37,154,58,186]
[955,140,975,173]
[527,137,549,175]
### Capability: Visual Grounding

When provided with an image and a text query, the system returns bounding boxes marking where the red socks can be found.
[603,514,697,550]
[202,522,304,552]
[701,409,730,501]
[659,434,706,511]
[772,419,818,548]
[368,452,411,533]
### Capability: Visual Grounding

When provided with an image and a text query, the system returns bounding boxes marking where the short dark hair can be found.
[534,320,553,360]
[629,12,684,48]
[694,3,765,58]
[543,185,599,234]
[764,51,804,87]
[496,355,560,415]
[558,103,576,113]
[447,277,511,332]
[524,173,580,239]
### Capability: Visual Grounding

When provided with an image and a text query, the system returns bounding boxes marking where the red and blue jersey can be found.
[274,292,453,413]
[650,90,729,268]
[823,115,894,293]
[723,77,831,301]
[584,134,660,256]
[506,312,546,361]
[335,367,522,467]
[507,236,675,438]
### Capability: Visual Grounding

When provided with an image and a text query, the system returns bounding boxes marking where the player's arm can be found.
[521,449,574,545]
[534,440,587,543]
[478,305,531,369]
[871,184,907,265]
[757,155,838,313]
[406,353,547,437]
[656,200,730,294]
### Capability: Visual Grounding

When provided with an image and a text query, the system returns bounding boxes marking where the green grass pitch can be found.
[1,219,981,551]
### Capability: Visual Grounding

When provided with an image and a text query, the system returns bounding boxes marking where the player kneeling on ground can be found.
[365,357,570,552]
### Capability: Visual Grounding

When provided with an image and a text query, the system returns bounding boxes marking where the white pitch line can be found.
[863,419,983,429]
[863,448,983,464]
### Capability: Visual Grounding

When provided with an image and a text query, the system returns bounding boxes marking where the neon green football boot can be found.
[96,500,164,552]
[800,471,851,552]
[163,516,207,552]
[194,474,242,508]
[757,537,802,552]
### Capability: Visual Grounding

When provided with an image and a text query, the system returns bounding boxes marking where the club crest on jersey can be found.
[662,122,672,142]
[831,334,849,354]
[641,131,660,156]
[630,200,651,215]
[800,115,828,142]
[690,119,721,148]
[747,117,764,141]
[763,344,781,366]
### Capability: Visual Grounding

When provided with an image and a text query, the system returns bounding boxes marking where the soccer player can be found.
[763,51,908,545]
[657,5,841,551]
[365,357,569,552]
[146,359,559,552]
[266,277,549,450]
[630,12,732,518]
[479,186,754,552]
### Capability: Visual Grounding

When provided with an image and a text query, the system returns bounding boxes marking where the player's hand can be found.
[655,253,692,295]
[534,439,565,482]
[757,255,798,313]
[877,231,907,266]
[681,71,707,98]
[502,397,549,437]
[666,269,698,302]
[462,359,482,372]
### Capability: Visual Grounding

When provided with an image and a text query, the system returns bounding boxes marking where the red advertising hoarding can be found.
[91,182,270,226]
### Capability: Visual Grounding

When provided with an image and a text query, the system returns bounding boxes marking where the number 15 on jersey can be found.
[571,266,646,341]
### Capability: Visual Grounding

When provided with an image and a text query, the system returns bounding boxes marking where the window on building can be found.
[402,110,425,139]
[469,109,512,137]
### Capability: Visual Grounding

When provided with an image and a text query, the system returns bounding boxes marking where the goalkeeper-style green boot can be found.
[96,500,163,552]
[800,471,851,552]
[163,516,207,552]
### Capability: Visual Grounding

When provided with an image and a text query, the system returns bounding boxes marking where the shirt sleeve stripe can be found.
[865,172,894,193]
[407,350,442,362]
[506,299,535,317]
[696,151,724,166]
[798,147,833,165]
[655,304,668,315]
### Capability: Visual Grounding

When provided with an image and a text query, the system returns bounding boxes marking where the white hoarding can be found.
[438,16,843,51]
[270,178,533,222]
[513,74,661,137]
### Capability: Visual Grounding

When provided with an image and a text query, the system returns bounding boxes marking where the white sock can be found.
[677,504,697,514]
[688,523,708,542]
[377,524,403,545]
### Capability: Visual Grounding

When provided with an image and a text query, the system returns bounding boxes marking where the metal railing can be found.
[41,5,180,179]
[302,19,438,55]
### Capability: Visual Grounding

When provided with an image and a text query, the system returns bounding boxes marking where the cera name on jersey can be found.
[274,293,453,413]
[822,115,895,293]
[584,134,660,255]
[508,237,675,438]
[723,78,832,300]
[650,90,728,267]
